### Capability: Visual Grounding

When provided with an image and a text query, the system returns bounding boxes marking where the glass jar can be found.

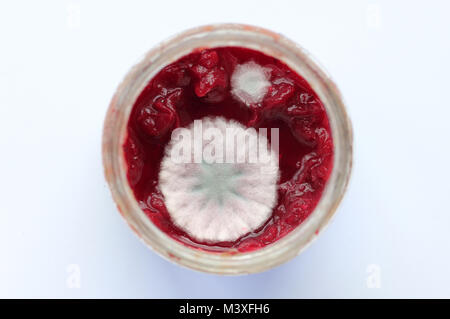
[102,24,353,274]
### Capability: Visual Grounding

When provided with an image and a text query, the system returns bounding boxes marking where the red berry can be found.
[137,89,182,137]
[198,50,219,69]
[264,82,295,108]
[194,67,228,98]
[190,64,208,78]
[285,92,322,119]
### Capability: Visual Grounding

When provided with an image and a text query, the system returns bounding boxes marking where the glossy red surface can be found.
[123,47,333,252]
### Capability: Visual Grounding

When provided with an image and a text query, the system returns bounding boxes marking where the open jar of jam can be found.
[103,24,352,274]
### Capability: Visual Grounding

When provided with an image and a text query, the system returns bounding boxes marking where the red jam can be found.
[123,47,333,252]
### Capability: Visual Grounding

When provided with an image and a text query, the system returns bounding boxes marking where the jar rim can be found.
[102,23,353,274]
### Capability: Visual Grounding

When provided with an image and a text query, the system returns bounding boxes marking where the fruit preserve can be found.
[123,46,333,252]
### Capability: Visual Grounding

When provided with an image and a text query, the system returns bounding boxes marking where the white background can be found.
[1,0,449,298]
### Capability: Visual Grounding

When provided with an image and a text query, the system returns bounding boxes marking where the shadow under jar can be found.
[103,24,353,274]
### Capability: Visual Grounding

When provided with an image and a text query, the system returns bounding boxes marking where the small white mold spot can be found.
[159,117,279,243]
[231,61,271,106]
